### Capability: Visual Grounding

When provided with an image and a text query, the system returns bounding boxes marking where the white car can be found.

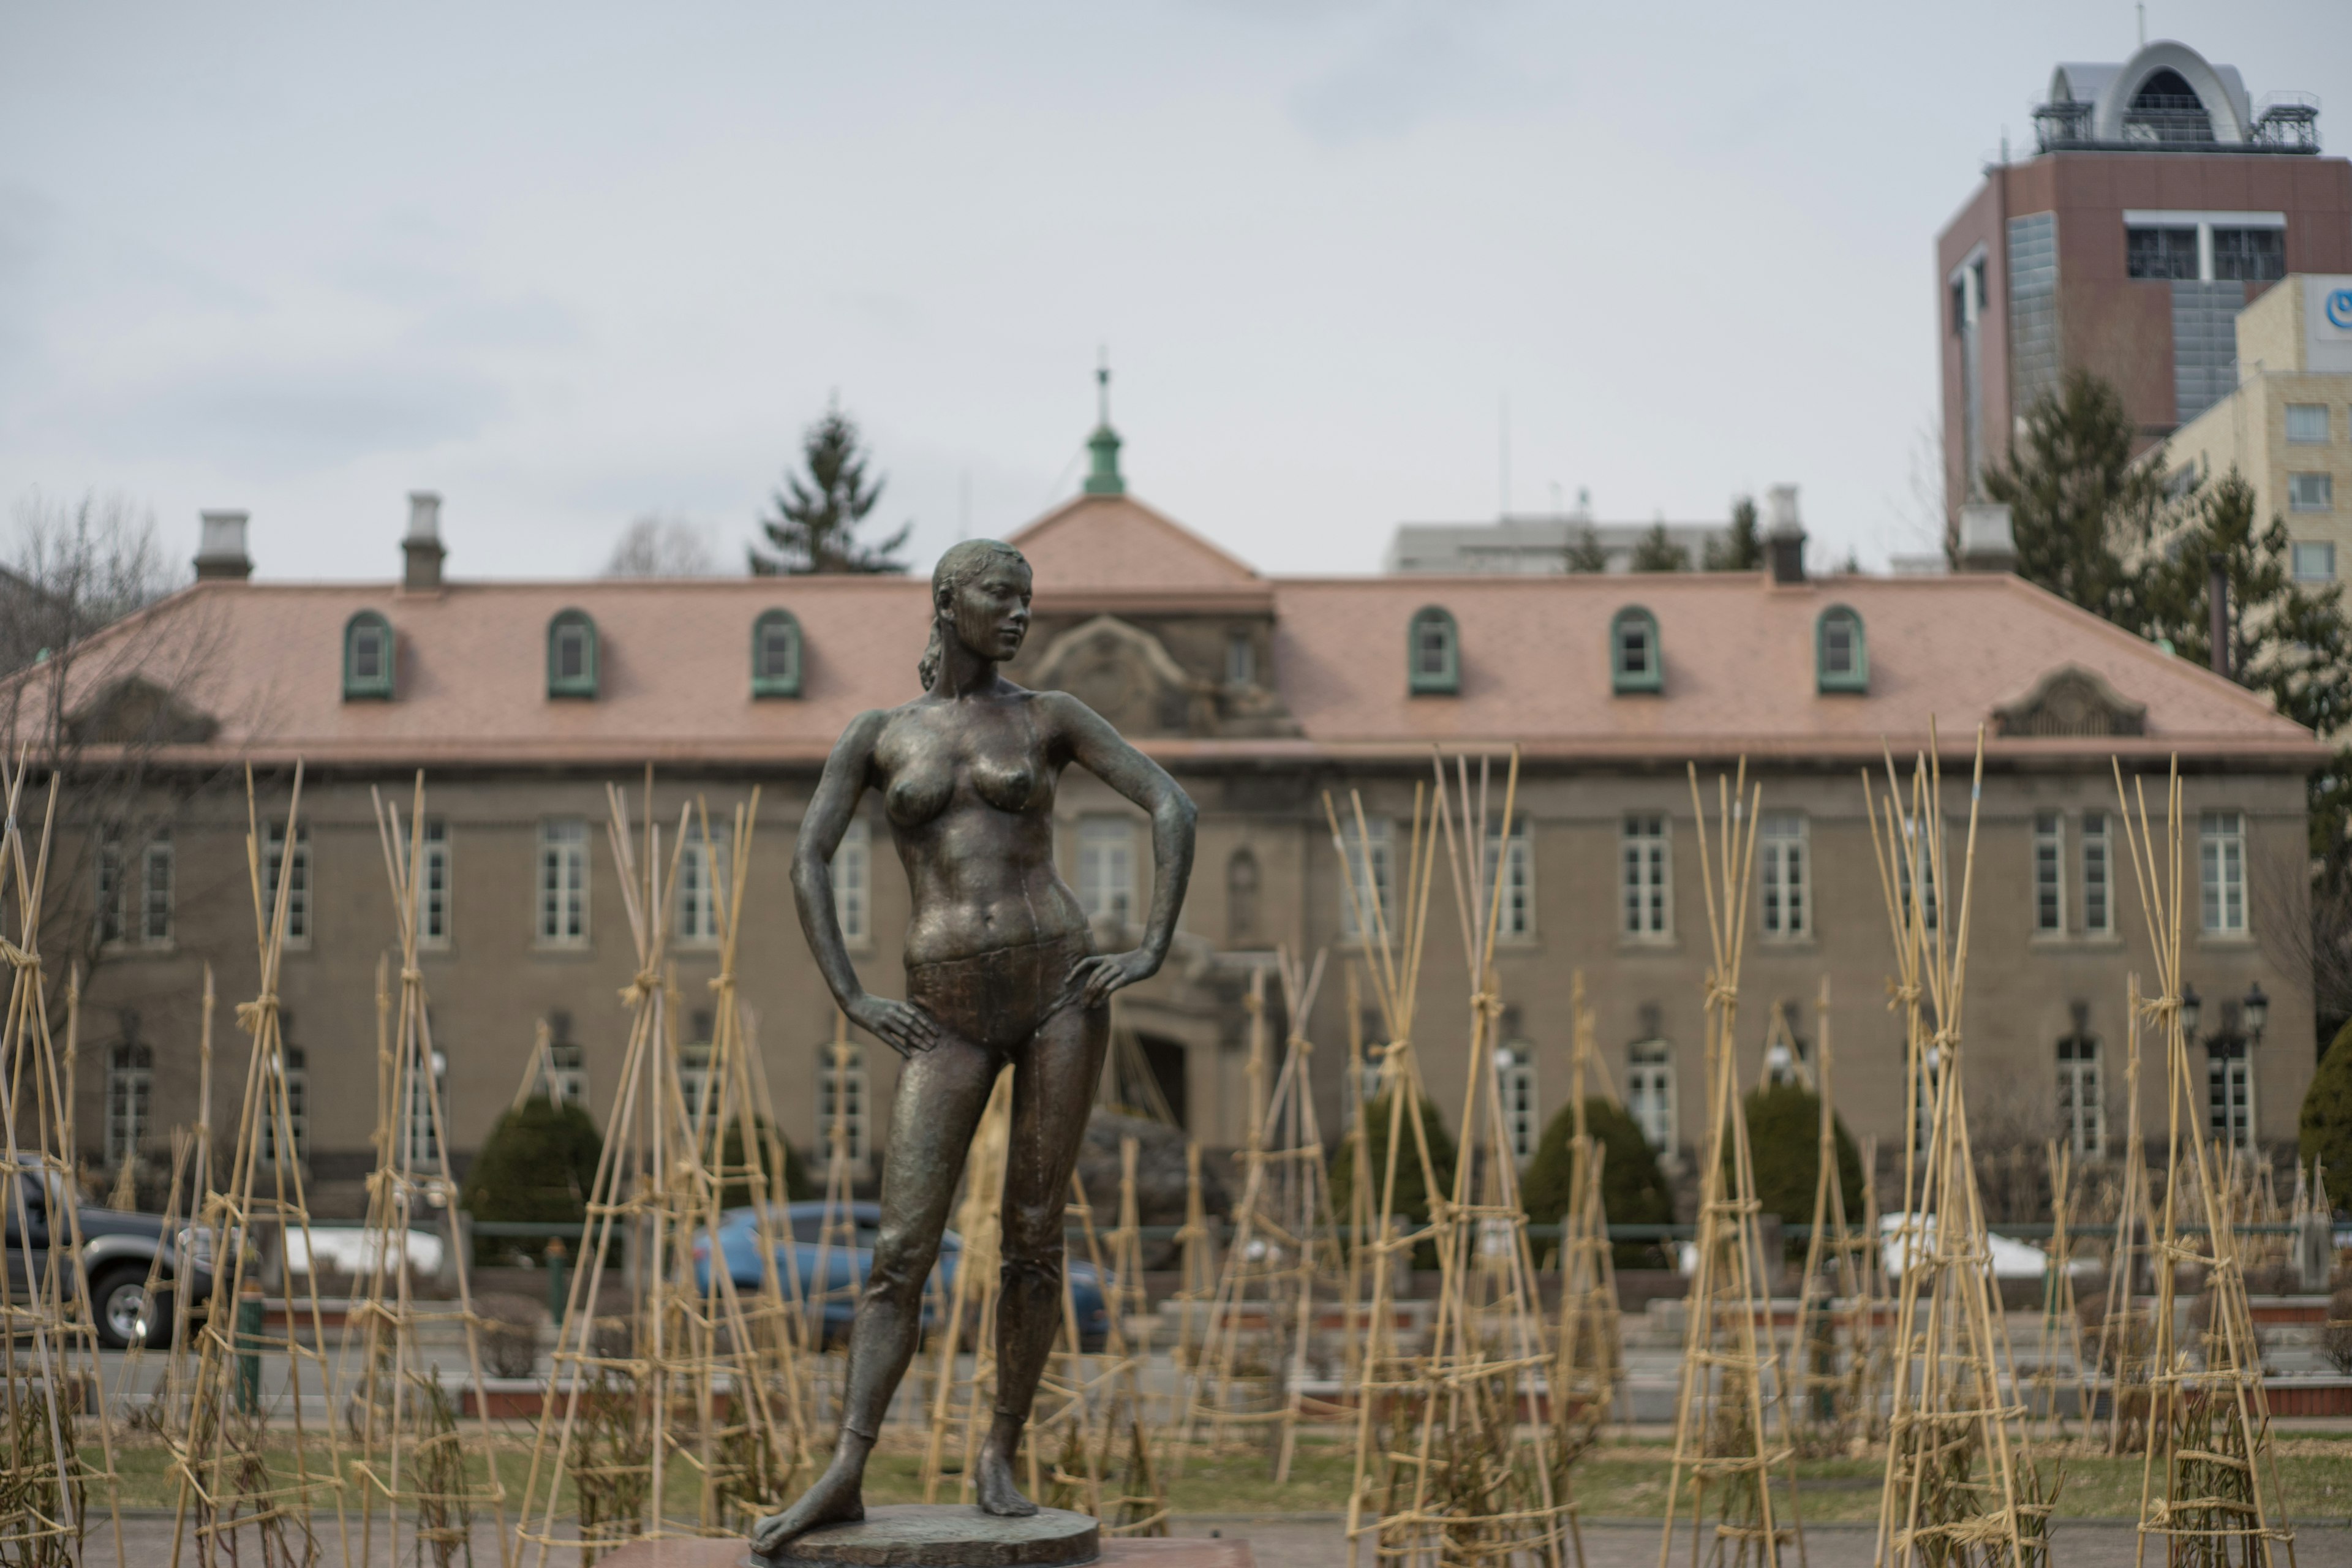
[1880,1213,2049,1280]
[282,1226,445,1278]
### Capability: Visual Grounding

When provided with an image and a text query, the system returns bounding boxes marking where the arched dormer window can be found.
[1408,606,1460,695]
[342,611,394,701]
[1816,605,1868,693]
[1611,607,1662,694]
[751,609,802,698]
[547,609,600,699]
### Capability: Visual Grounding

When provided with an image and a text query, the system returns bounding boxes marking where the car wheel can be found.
[92,1264,165,1351]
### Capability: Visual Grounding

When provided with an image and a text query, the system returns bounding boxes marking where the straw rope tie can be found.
[235,993,279,1034]
[1884,978,1920,1012]
[619,968,661,1005]
[1705,976,1738,1011]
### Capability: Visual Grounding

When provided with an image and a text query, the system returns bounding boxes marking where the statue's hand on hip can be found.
[847,993,940,1058]
[1062,948,1158,1012]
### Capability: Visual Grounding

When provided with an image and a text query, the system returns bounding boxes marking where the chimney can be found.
[403,491,446,592]
[2208,552,2230,677]
[1958,502,2018,573]
[1765,483,1805,584]
[194,510,252,581]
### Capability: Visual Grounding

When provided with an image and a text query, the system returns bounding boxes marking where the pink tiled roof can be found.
[1,496,2320,770]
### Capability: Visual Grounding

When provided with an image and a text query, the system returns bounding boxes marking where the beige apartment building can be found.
[2,442,2328,1216]
[2158,274,2352,587]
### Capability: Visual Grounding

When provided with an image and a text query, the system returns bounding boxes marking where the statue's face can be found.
[946,556,1032,663]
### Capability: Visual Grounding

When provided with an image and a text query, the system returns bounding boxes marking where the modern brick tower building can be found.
[1937,39,2352,522]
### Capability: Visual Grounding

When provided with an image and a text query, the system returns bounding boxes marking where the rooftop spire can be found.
[1084,348,1125,497]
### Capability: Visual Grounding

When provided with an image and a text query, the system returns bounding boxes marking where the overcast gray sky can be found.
[3,2,2345,582]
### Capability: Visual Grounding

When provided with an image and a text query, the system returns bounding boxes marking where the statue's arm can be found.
[1046,693,1197,1003]
[791,709,937,1057]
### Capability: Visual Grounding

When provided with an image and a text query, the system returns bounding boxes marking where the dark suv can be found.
[4,1170,221,1349]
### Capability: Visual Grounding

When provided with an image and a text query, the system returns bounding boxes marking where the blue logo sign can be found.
[2330,288,2352,330]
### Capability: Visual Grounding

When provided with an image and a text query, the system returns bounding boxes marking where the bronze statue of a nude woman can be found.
[752,538,1196,1553]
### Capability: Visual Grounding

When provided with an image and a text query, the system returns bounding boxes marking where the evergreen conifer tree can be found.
[1702,496,1764,570]
[748,402,913,575]
[1630,522,1689,572]
[1977,369,2166,620]
[1563,528,1608,573]
[2303,1019,2352,1185]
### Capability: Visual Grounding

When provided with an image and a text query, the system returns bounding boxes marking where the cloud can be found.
[76,357,509,467]
[1287,6,1552,143]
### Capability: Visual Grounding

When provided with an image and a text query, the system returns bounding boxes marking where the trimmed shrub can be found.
[461,1096,604,1261]
[2301,1018,2352,1185]
[1520,1098,1675,1267]
[475,1292,547,1379]
[1740,1081,1864,1234]
[1329,1091,1458,1235]
[716,1117,814,1208]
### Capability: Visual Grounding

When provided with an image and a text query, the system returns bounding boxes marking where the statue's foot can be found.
[973,1445,1038,1518]
[749,1458,865,1556]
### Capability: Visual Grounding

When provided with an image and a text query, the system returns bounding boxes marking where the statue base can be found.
[589,1518,1255,1568]
[756,1507,1100,1568]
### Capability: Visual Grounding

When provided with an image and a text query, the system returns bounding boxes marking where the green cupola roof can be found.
[1083,358,1125,497]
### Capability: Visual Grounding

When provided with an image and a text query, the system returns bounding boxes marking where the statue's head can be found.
[919,538,1032,689]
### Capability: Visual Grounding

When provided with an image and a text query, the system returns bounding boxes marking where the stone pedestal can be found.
[592,1513,1253,1568]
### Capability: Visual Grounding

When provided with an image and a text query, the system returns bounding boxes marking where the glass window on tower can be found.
[2126,226,2199,281]
[2211,227,2285,283]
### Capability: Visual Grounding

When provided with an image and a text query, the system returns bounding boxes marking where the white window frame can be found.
[1225,630,1256,687]
[105,1044,151,1168]
[2057,1035,2103,1161]
[1498,1042,1536,1163]
[95,839,124,947]
[2207,1044,2254,1152]
[1483,820,1534,940]
[2288,473,2334,512]
[2293,541,2337,582]
[2285,404,2330,445]
[418,818,451,948]
[678,1041,715,1129]
[1898,821,1940,931]
[2032,811,2065,934]
[1627,1039,1674,1152]
[2081,811,2113,936]
[1621,815,1671,940]
[548,1039,589,1109]
[833,817,872,949]
[140,832,174,946]
[1077,815,1138,930]
[265,821,311,947]
[676,823,733,945]
[821,1042,870,1164]
[2200,811,2247,935]
[261,1046,309,1166]
[1338,816,1396,941]
[402,1049,447,1166]
[538,818,590,946]
[1758,813,1807,940]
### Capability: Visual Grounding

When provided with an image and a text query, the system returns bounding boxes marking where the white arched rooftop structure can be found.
[2045,41,2255,145]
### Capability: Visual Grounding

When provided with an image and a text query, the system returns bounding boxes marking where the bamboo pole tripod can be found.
[1785,976,1875,1458]
[2099,982,2160,1457]
[114,965,217,1443]
[518,780,793,1561]
[2112,762,2297,1568]
[341,775,513,1568]
[1553,972,1626,1464]
[2024,1141,2094,1445]
[0,760,124,1568]
[1864,733,2049,1568]
[1179,947,1347,1476]
[1657,762,1801,1568]
[168,764,352,1568]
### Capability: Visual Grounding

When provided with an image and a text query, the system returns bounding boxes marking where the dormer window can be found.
[1611,608,1662,694]
[1816,605,1868,693]
[1408,606,1460,695]
[752,609,802,698]
[343,611,394,701]
[547,609,600,699]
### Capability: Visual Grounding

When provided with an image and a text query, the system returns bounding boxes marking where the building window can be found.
[751,609,802,698]
[1621,815,1670,939]
[404,1049,447,1166]
[548,1040,587,1108]
[96,839,123,946]
[105,1041,152,1167]
[2033,812,2065,933]
[99,831,175,948]
[1226,630,1256,687]
[1483,821,1534,939]
[538,818,590,944]
[2294,541,2337,581]
[1077,815,1137,929]
[1627,1039,1673,1152]
[418,818,451,947]
[677,823,731,944]
[1408,606,1459,695]
[1611,608,1662,694]
[1338,816,1395,941]
[821,1042,869,1164]
[833,818,871,947]
[2057,1033,2103,1161]
[1227,847,1261,946]
[343,611,394,701]
[1815,606,1867,693]
[1498,1043,1536,1163]
[1758,813,1807,939]
[2286,404,2331,445]
[261,1046,308,1166]
[266,822,311,946]
[2207,1041,2253,1152]
[2211,227,2284,283]
[2082,812,2112,936]
[2200,811,2246,935]
[546,609,600,698]
[2290,473,2334,512]
[2125,225,2199,281]
[1912,1049,1941,1163]
[1898,822,1939,931]
[679,1032,715,1129]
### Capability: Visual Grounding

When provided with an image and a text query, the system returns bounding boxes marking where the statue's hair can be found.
[919,538,1029,690]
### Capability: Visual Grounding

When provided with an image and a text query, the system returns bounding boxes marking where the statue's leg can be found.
[974,989,1112,1517]
[751,1028,997,1553]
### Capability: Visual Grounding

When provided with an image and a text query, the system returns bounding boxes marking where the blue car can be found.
[693,1200,1110,1351]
